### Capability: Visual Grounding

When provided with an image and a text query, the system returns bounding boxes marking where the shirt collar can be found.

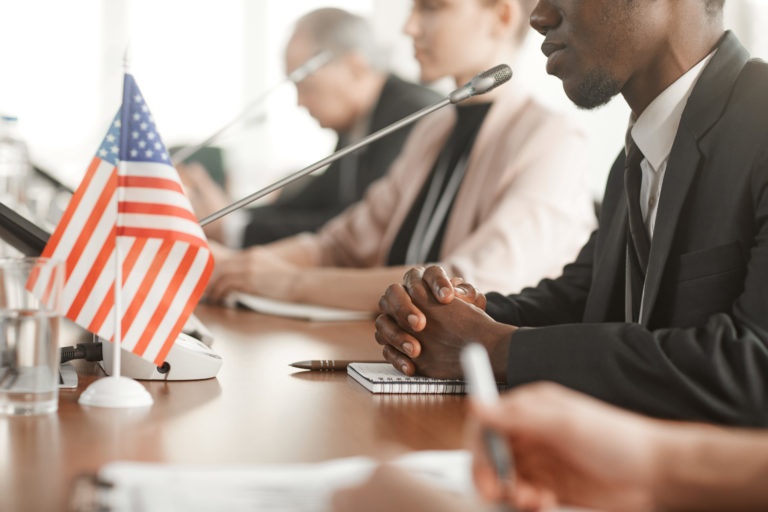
[630,50,715,172]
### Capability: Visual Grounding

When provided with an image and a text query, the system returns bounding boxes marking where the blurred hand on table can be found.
[177,161,230,243]
[206,242,298,303]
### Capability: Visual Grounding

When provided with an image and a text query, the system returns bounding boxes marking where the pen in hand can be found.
[461,343,516,511]
[289,360,383,371]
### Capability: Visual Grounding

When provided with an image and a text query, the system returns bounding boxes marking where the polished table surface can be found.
[1,304,468,512]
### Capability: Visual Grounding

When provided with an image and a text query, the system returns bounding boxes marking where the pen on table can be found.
[289,360,383,371]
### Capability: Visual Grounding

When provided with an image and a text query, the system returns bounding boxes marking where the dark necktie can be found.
[624,138,650,322]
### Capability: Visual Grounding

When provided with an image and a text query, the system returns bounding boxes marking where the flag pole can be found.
[112,46,128,384]
[78,47,153,408]
[112,167,124,381]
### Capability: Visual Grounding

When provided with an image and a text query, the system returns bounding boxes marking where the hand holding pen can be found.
[469,382,661,512]
[461,344,517,512]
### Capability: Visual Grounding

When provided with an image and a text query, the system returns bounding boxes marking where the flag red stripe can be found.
[121,240,173,338]
[154,254,214,365]
[133,245,197,357]
[41,266,57,307]
[88,282,114,334]
[25,264,44,299]
[66,226,116,320]
[121,237,147,286]
[118,176,184,194]
[41,157,104,259]
[64,169,117,279]
[116,227,206,248]
[118,202,198,222]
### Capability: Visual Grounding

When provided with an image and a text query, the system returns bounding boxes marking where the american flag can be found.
[30,74,213,366]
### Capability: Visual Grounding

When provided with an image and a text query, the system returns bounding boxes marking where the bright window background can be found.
[1,1,766,200]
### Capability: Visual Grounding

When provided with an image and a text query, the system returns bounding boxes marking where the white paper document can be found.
[97,450,474,512]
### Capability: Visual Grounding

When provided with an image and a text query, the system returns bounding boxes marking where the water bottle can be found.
[0,115,31,209]
[0,115,32,256]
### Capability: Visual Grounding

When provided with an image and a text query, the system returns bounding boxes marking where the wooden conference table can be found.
[2,304,468,512]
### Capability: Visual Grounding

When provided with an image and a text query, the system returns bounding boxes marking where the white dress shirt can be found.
[629,51,715,239]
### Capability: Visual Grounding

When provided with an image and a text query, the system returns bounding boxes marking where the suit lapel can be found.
[640,132,701,325]
[584,201,627,322]
[583,155,628,322]
[640,32,750,325]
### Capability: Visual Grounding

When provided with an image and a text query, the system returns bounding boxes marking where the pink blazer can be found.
[293,80,596,294]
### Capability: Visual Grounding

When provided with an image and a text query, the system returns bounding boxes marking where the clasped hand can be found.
[375,265,515,381]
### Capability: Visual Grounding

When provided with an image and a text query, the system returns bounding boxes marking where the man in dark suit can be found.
[183,8,439,247]
[242,75,438,246]
[374,0,768,426]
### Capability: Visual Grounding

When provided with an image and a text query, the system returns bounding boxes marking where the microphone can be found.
[199,64,513,227]
[449,64,514,103]
[171,51,334,165]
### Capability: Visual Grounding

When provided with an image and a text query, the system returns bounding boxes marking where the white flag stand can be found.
[79,54,153,408]
[78,170,153,408]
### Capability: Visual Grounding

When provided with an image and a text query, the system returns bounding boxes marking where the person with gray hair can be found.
[183,7,439,246]
[293,7,385,72]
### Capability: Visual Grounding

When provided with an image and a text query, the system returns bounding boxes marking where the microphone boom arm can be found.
[199,98,451,226]
[198,63,513,227]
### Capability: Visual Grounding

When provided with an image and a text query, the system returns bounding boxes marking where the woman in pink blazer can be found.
[206,0,595,312]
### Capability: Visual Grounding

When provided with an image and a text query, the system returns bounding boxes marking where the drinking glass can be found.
[0,257,63,414]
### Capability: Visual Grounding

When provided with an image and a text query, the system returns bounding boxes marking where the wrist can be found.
[284,266,303,302]
[646,421,711,511]
[483,322,517,384]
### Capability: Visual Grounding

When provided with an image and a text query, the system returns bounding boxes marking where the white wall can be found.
[0,0,104,184]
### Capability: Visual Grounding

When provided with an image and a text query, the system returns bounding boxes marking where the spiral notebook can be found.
[347,362,466,394]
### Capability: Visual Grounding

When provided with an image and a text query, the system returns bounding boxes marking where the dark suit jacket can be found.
[242,75,440,246]
[485,32,768,426]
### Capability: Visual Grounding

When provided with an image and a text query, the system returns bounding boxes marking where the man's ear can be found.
[343,51,371,80]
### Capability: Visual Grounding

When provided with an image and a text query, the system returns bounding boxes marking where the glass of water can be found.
[0,257,63,415]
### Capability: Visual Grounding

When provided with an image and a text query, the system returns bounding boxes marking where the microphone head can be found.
[475,64,513,92]
[449,64,513,104]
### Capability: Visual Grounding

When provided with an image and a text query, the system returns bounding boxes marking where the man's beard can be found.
[570,68,622,110]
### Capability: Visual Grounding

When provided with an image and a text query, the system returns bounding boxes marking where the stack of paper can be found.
[96,451,474,512]
[228,292,374,322]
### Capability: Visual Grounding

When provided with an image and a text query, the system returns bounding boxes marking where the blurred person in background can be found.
[205,0,595,312]
[181,8,439,247]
